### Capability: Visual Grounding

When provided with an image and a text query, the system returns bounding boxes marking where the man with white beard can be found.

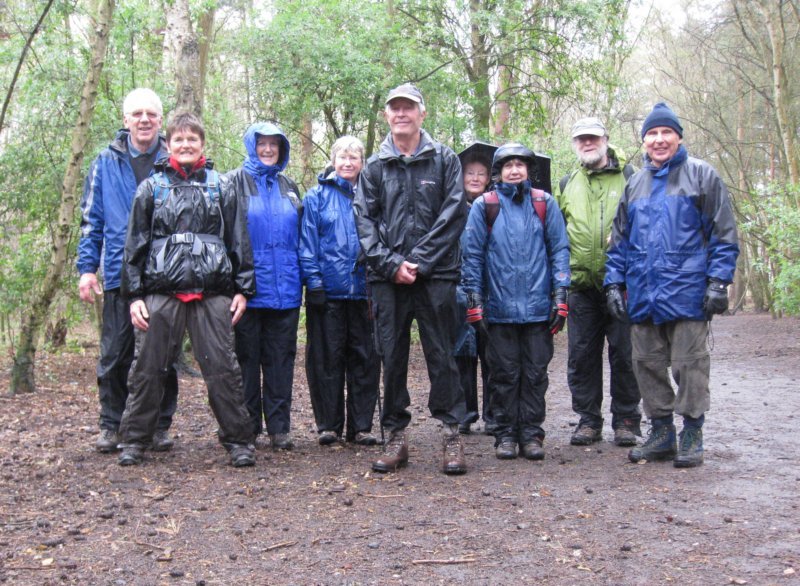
[556,117,642,449]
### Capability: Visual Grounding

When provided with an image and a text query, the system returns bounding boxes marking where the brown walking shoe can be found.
[441,426,467,475]
[371,430,408,472]
[520,437,545,460]
[570,424,602,446]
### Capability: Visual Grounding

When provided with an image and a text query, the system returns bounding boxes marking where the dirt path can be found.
[0,313,798,585]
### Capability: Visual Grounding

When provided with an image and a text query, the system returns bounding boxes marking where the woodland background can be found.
[0,0,798,394]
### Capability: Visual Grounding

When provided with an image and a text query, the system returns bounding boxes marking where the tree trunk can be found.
[469,0,492,138]
[165,0,213,116]
[493,64,512,139]
[10,0,115,395]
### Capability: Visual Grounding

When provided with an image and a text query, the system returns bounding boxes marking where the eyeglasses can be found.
[127,110,161,121]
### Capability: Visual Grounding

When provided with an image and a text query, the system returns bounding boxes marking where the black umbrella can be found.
[530,151,552,195]
[457,141,498,171]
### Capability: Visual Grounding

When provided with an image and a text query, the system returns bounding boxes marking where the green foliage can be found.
[740,185,800,315]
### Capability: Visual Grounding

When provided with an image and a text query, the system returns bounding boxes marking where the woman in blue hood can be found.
[226,122,302,450]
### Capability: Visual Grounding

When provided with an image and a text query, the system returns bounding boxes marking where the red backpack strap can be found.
[531,188,547,227]
[483,191,500,233]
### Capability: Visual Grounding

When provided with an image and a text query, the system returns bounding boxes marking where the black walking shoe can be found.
[270,434,294,450]
[628,424,677,463]
[570,424,602,446]
[118,444,145,466]
[354,432,378,446]
[520,438,545,461]
[318,431,339,446]
[673,428,704,468]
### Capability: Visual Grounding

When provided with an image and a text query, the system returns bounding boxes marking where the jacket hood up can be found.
[242,122,291,177]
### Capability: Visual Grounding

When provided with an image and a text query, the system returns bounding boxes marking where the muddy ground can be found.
[0,312,798,585]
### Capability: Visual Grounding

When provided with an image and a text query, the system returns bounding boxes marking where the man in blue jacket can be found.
[604,103,739,468]
[77,88,178,454]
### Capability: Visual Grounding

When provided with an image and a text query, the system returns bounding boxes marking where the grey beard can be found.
[580,150,605,169]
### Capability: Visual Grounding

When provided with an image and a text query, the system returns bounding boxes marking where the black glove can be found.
[465,291,484,323]
[605,284,628,322]
[548,287,568,335]
[305,288,327,307]
[703,279,729,319]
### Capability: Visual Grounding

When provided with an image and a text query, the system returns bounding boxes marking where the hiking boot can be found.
[96,429,120,453]
[613,419,641,447]
[118,444,145,466]
[458,422,472,435]
[495,439,518,460]
[354,431,378,446]
[628,424,677,463]
[442,426,467,475]
[318,431,339,446]
[570,424,602,446]
[674,428,704,468]
[151,430,174,452]
[228,444,256,468]
[372,430,408,472]
[520,438,545,461]
[270,434,294,450]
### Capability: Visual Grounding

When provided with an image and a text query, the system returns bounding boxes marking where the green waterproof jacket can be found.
[556,148,631,291]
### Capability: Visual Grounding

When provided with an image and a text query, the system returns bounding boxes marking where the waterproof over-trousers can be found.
[234,307,300,437]
[488,322,552,444]
[98,288,177,433]
[119,294,253,447]
[567,288,640,429]
[456,326,493,426]
[305,299,380,439]
[370,280,466,431]
[631,320,710,420]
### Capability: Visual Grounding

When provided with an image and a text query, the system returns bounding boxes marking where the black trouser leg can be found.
[517,323,552,444]
[567,289,606,428]
[343,300,380,438]
[605,305,641,428]
[306,300,347,435]
[488,323,522,444]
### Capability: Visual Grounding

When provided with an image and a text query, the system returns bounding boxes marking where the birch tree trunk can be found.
[9,0,115,394]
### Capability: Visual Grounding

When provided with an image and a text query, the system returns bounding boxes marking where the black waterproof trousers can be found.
[567,288,641,429]
[456,325,493,426]
[488,322,552,445]
[119,294,252,446]
[234,307,299,437]
[371,280,466,431]
[305,299,380,439]
[98,288,177,433]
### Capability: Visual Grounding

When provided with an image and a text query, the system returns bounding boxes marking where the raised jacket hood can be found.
[242,122,291,177]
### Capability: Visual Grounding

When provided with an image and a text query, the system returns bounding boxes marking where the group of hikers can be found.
[77,84,739,474]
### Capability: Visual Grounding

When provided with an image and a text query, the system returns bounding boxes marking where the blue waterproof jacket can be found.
[461,181,571,323]
[77,130,167,289]
[604,146,739,324]
[299,171,367,300]
[225,122,302,309]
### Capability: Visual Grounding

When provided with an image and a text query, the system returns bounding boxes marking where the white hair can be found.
[330,135,365,166]
[123,88,163,116]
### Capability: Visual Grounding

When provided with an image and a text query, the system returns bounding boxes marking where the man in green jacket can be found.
[557,117,641,447]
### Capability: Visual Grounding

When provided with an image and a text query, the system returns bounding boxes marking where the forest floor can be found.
[0,312,798,585]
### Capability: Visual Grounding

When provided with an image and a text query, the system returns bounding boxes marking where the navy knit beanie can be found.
[641,102,683,139]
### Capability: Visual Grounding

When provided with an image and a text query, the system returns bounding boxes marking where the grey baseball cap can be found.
[385,83,425,107]
[571,117,607,138]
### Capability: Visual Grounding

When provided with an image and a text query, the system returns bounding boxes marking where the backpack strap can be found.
[558,170,578,196]
[531,188,546,226]
[152,173,170,206]
[622,163,635,181]
[205,169,220,204]
[483,191,500,233]
[484,189,547,232]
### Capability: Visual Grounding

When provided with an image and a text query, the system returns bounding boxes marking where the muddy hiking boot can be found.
[520,437,545,461]
[495,439,518,460]
[227,444,256,468]
[270,434,294,450]
[318,431,339,446]
[151,430,175,452]
[96,429,120,453]
[570,424,603,446]
[118,444,145,466]
[441,425,467,475]
[372,430,409,473]
[613,418,642,447]
[353,431,378,446]
[628,423,677,463]
[674,427,704,468]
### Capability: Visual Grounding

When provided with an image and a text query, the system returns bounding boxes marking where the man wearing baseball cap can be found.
[604,102,739,468]
[557,117,642,449]
[354,83,469,475]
